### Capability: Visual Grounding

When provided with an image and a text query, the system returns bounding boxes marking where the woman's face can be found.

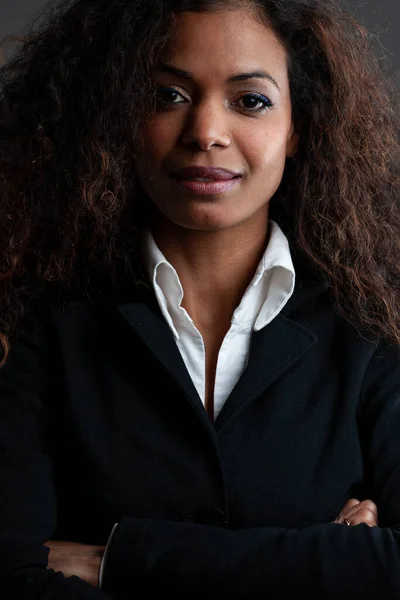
[135,7,298,232]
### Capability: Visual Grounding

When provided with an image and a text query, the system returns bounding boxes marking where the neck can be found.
[151,210,269,331]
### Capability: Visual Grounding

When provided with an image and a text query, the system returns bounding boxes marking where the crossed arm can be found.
[2,314,400,598]
[45,497,379,588]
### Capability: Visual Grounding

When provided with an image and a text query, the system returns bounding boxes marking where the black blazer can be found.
[1,259,400,599]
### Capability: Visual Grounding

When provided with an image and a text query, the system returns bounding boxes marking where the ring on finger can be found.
[344,517,351,526]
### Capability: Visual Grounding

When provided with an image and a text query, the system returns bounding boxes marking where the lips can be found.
[173,166,241,181]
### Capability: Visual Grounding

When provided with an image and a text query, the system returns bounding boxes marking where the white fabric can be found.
[143,220,295,420]
[98,522,118,588]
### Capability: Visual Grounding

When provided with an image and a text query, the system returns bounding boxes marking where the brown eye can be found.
[156,87,186,105]
[235,93,273,112]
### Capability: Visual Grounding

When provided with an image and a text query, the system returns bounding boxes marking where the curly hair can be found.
[0,0,399,365]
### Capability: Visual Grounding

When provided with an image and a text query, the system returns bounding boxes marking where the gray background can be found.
[0,0,399,73]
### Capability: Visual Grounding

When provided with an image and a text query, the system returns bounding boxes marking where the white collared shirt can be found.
[143,220,295,420]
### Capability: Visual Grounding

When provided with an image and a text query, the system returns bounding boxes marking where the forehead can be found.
[166,8,288,83]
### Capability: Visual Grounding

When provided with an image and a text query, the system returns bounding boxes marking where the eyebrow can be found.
[159,64,281,93]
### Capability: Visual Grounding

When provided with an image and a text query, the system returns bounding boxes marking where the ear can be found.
[286,123,299,158]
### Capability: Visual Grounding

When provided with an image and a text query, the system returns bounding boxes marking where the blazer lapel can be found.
[215,315,317,430]
[215,274,328,430]
[115,294,215,436]
[114,255,329,435]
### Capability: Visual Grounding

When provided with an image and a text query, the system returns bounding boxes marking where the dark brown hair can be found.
[0,0,399,365]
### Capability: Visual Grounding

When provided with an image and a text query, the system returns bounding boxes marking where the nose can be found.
[180,98,231,151]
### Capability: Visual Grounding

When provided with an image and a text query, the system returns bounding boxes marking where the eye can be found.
[234,93,274,112]
[155,87,274,113]
[156,87,187,105]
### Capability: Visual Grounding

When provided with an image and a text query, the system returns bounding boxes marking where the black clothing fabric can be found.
[1,265,400,599]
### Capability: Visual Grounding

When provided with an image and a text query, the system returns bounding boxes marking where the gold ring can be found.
[344,517,351,526]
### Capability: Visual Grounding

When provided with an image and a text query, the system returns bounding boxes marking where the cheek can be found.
[136,119,177,195]
[241,126,289,173]
[143,117,178,162]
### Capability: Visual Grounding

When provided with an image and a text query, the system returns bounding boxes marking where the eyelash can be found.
[156,87,274,113]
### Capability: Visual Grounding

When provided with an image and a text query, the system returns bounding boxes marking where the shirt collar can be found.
[142,231,182,339]
[250,220,294,286]
[142,220,295,336]
[252,220,295,331]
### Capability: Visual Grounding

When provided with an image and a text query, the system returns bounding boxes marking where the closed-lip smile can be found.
[173,166,242,181]
[171,166,243,196]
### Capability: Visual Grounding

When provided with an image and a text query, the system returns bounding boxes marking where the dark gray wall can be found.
[341,0,400,75]
[0,0,46,41]
[1,0,399,69]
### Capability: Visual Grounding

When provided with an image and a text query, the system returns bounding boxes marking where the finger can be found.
[333,498,360,523]
[44,541,105,552]
[360,500,378,516]
[82,546,106,555]
[335,499,378,526]
[341,498,361,511]
[343,508,378,527]
[44,541,77,549]
[344,500,378,521]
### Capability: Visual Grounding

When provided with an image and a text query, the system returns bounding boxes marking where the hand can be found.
[44,540,106,587]
[333,498,378,527]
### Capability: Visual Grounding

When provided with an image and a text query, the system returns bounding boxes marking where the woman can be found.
[0,0,399,597]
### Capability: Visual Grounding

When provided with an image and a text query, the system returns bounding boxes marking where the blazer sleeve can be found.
[0,309,111,600]
[100,341,400,600]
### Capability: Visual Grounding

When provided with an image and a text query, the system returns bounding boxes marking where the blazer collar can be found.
[114,251,329,431]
